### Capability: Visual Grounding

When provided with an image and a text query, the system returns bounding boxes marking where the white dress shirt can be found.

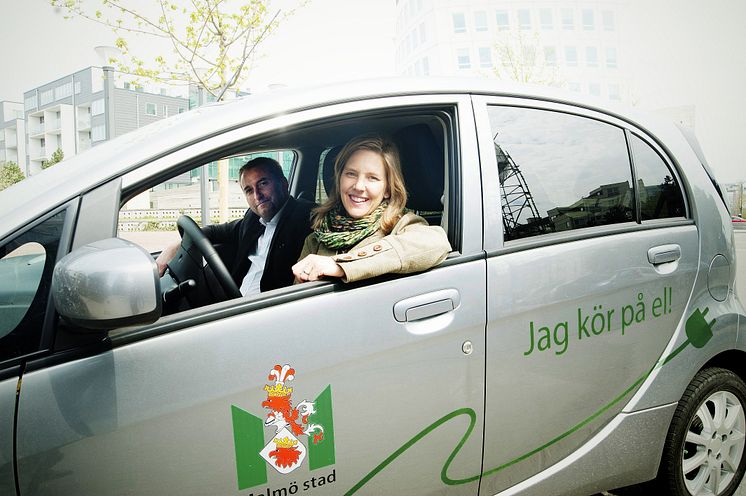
[239,204,286,296]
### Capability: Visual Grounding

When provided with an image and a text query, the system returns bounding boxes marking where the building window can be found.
[586,47,598,67]
[496,10,509,31]
[419,22,426,43]
[24,96,36,111]
[602,10,615,31]
[608,84,620,101]
[582,9,595,30]
[40,89,54,106]
[568,82,581,92]
[452,12,466,33]
[474,11,488,32]
[91,124,106,142]
[518,9,531,30]
[540,9,553,30]
[562,9,574,30]
[479,47,492,68]
[422,56,430,76]
[91,99,105,116]
[456,48,471,69]
[589,83,601,96]
[178,107,186,114]
[74,81,81,94]
[162,105,168,117]
[544,46,557,66]
[54,82,73,101]
[605,47,618,68]
[565,46,578,67]
[145,102,157,116]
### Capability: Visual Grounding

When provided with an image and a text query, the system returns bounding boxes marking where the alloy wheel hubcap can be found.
[683,391,746,495]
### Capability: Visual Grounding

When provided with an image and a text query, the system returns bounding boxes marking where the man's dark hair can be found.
[239,156,286,182]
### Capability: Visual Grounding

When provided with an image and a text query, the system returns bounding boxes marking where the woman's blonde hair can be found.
[312,135,408,234]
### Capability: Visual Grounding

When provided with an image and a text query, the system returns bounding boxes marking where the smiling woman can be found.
[292,135,451,283]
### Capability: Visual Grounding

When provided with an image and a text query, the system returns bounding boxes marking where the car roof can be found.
[0,77,668,237]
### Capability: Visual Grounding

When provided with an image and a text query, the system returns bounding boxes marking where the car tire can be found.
[654,367,746,496]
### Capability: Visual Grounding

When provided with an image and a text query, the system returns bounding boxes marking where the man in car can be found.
[156,157,314,296]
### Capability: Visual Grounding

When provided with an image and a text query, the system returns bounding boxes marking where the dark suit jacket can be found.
[202,196,314,292]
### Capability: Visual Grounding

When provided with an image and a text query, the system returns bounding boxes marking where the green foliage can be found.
[41,148,64,169]
[0,161,25,191]
[50,0,306,100]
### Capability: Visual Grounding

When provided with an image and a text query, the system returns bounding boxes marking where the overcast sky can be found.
[1,0,744,182]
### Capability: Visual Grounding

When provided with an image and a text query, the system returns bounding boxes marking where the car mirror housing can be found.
[52,238,162,330]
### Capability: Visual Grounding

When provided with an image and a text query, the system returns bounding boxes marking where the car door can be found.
[473,96,698,494]
[14,95,487,495]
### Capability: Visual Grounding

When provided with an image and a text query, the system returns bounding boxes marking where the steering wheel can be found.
[176,215,241,299]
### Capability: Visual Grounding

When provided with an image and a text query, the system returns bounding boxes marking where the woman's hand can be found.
[293,254,344,282]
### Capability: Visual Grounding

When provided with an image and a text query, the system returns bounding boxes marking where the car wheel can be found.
[658,367,746,496]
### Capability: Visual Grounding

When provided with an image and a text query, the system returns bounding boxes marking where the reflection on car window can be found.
[119,150,295,253]
[0,210,66,363]
[488,106,633,241]
[630,134,685,220]
[0,243,46,340]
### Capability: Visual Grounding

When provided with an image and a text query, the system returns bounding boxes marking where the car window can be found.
[119,150,295,252]
[0,209,67,364]
[630,134,686,220]
[488,106,633,241]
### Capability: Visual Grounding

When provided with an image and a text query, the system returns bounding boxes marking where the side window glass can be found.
[119,150,295,252]
[0,210,66,363]
[488,106,633,241]
[630,134,685,220]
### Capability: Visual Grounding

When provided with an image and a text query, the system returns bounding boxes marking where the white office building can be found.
[22,67,189,175]
[395,0,627,102]
[0,101,27,173]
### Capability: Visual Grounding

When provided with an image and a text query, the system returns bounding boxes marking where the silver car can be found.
[0,79,742,496]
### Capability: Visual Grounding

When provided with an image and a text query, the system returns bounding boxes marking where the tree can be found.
[50,0,299,100]
[0,161,25,191]
[491,31,563,87]
[41,148,64,169]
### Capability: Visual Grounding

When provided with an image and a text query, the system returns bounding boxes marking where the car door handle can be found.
[393,289,460,322]
[647,244,681,265]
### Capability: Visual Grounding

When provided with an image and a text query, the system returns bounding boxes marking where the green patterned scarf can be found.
[315,202,388,250]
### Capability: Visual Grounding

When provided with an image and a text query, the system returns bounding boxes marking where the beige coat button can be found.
[373,244,382,251]
[357,251,367,257]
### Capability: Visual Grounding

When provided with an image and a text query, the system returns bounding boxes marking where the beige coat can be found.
[298,212,452,283]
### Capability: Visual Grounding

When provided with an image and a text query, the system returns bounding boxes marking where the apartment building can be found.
[0,101,27,172]
[22,66,189,175]
[395,0,626,102]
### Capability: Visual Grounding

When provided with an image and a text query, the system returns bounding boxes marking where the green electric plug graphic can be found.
[686,307,716,348]
[661,307,716,366]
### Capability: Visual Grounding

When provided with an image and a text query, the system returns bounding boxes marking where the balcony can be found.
[47,119,62,134]
[29,125,45,136]
[31,147,47,161]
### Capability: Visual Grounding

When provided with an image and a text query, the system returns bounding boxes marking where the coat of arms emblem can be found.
[231,363,335,490]
[260,364,325,473]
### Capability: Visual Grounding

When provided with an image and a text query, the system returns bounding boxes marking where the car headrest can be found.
[393,124,445,212]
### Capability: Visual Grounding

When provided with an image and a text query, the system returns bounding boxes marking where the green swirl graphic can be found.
[345,307,714,494]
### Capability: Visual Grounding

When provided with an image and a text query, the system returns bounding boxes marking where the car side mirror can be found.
[52,238,162,330]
